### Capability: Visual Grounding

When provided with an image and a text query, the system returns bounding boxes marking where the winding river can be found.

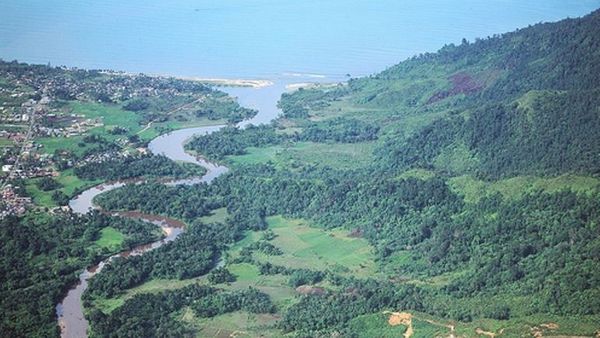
[56,123,228,338]
[55,76,333,338]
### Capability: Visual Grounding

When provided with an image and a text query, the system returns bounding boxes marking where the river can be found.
[56,83,283,338]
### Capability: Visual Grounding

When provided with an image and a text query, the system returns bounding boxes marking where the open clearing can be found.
[449,174,600,203]
[225,263,297,308]
[0,137,13,147]
[229,215,377,277]
[92,278,201,314]
[198,207,229,224]
[180,307,283,338]
[226,141,375,170]
[25,169,101,207]
[347,313,409,338]
[94,227,125,250]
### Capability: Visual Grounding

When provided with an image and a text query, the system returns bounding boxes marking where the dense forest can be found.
[74,154,205,181]
[185,124,284,160]
[88,284,273,338]
[0,212,160,337]
[85,221,229,298]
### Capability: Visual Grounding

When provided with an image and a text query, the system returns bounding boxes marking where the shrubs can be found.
[122,98,150,111]
[207,267,236,284]
[36,177,60,191]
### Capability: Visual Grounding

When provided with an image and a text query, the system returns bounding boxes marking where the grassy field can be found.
[25,169,101,207]
[37,101,227,155]
[137,118,227,140]
[92,278,201,314]
[345,310,600,338]
[449,312,600,338]
[69,101,142,131]
[179,308,283,338]
[0,137,13,147]
[226,141,376,170]
[56,168,102,196]
[89,215,377,324]
[224,263,297,308]
[36,135,89,156]
[229,215,377,277]
[37,102,138,156]
[36,102,132,156]
[184,308,600,338]
[197,207,229,224]
[94,227,125,250]
[30,101,223,209]
[24,181,56,207]
[347,313,408,338]
[449,174,600,203]
[86,213,600,337]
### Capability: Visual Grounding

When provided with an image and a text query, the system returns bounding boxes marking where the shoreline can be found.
[180,77,274,88]
[99,70,274,88]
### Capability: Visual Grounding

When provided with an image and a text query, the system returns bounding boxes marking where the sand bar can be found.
[178,77,274,88]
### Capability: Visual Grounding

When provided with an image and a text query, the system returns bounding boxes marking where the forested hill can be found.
[280,9,600,179]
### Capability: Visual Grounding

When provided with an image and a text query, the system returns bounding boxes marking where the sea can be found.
[1,0,599,80]
[1,0,598,118]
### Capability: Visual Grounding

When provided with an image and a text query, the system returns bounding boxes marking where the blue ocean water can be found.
[1,0,598,80]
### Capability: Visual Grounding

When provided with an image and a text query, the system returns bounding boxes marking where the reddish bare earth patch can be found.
[476,327,498,337]
[428,72,484,104]
[531,322,560,338]
[348,228,364,238]
[385,311,414,338]
[295,285,326,296]
[541,323,560,330]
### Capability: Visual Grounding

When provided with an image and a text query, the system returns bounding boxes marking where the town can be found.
[0,60,225,218]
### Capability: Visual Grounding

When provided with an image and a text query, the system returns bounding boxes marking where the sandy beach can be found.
[179,77,274,88]
[99,70,273,88]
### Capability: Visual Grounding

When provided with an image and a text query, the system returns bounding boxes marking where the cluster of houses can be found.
[2,151,57,180]
[0,97,50,122]
[1,63,207,108]
[0,62,215,218]
[0,130,26,142]
[0,184,32,219]
[36,114,104,138]
[77,150,123,166]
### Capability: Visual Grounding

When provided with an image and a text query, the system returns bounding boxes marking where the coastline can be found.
[181,77,274,88]
[98,70,274,88]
